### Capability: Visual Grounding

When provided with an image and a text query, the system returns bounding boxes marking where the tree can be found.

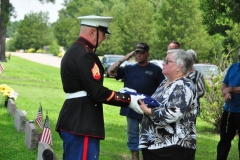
[0,0,14,62]
[104,0,155,56]
[53,0,106,49]
[52,14,71,49]
[6,21,19,38]
[0,0,55,62]
[200,0,240,57]
[13,11,54,51]
[49,40,60,56]
[153,0,212,61]
[201,0,240,26]
[97,1,127,55]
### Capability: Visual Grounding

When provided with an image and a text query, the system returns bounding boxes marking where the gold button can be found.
[95,104,97,106]
[123,96,125,98]
[117,96,119,98]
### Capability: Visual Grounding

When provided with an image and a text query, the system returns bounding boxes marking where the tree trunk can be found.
[0,0,10,62]
[0,26,7,62]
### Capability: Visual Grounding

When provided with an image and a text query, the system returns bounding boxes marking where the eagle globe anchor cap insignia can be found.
[78,15,113,34]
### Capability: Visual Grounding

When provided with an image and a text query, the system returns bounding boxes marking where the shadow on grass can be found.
[197,117,218,134]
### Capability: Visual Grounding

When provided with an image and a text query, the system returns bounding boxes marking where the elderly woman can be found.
[186,49,205,117]
[138,49,197,160]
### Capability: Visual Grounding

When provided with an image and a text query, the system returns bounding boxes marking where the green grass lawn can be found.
[0,56,238,160]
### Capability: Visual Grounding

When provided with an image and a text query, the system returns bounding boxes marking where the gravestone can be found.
[7,99,17,116]
[37,142,58,160]
[24,121,39,150]
[14,109,27,132]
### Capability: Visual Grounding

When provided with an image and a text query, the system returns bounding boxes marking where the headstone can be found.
[37,142,58,160]
[14,109,27,132]
[7,99,17,116]
[24,121,39,150]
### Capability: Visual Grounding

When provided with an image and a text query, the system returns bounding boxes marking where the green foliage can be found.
[6,38,16,52]
[200,53,233,132]
[155,0,212,61]
[200,0,240,57]
[201,75,224,132]
[36,49,46,53]
[27,48,35,53]
[200,0,240,25]
[0,0,55,62]
[96,1,127,55]
[53,17,73,48]
[5,0,240,63]
[53,0,104,48]
[49,40,60,56]
[14,11,54,50]
[109,0,155,56]
[225,23,240,52]
[6,21,19,38]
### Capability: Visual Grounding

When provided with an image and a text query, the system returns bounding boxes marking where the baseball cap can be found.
[78,15,113,34]
[135,42,149,52]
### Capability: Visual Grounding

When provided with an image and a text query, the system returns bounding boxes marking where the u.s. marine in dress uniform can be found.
[56,15,143,160]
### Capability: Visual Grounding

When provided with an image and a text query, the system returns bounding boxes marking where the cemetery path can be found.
[10,52,61,68]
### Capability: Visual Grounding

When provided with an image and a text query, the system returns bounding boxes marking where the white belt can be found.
[66,91,87,99]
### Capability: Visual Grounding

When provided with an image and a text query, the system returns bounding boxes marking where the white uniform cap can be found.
[78,15,113,34]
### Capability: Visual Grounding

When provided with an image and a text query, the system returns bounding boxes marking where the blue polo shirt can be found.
[223,62,240,112]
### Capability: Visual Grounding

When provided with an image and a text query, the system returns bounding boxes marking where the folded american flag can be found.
[119,87,161,108]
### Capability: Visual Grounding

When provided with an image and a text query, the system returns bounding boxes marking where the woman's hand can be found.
[138,99,151,115]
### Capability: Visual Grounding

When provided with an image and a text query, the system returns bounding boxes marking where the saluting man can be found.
[55,15,144,160]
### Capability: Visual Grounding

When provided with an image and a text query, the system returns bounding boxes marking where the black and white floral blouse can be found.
[139,77,197,150]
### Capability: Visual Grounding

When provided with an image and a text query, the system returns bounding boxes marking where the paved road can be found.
[10,52,62,68]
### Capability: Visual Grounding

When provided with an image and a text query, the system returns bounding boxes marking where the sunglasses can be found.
[164,59,175,65]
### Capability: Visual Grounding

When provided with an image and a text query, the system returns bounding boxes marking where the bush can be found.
[36,49,46,53]
[6,38,17,52]
[201,75,224,133]
[57,49,65,58]
[200,53,233,133]
[27,48,35,53]
[49,41,60,56]
[58,52,62,57]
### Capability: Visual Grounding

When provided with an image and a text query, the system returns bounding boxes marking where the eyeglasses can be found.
[164,59,175,65]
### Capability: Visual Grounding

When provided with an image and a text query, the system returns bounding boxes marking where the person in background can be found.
[108,42,165,160]
[167,40,181,50]
[56,15,143,160]
[217,50,240,160]
[186,49,205,118]
[138,49,197,160]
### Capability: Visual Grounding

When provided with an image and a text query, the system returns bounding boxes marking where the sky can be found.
[10,0,65,23]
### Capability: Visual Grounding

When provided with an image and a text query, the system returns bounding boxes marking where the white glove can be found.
[129,95,146,114]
